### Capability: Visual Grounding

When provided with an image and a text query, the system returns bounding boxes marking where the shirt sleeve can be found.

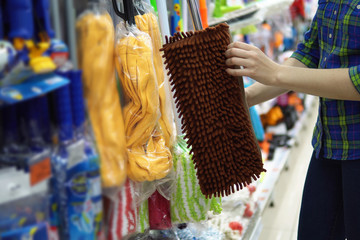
[348,66,360,94]
[290,11,320,69]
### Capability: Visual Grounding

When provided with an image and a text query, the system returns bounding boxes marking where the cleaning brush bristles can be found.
[161,23,266,198]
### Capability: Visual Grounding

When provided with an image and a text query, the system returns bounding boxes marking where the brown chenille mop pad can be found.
[161,23,266,198]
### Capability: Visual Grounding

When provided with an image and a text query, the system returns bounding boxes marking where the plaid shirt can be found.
[291,0,360,160]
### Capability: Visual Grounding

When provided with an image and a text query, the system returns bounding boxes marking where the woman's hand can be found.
[225,41,281,86]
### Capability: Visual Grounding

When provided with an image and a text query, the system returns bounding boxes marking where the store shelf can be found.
[209,0,295,31]
[241,94,317,239]
[241,209,263,240]
[208,4,260,27]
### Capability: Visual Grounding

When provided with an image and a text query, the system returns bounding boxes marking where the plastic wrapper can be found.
[133,0,176,148]
[114,21,172,183]
[0,169,50,235]
[170,136,222,224]
[136,136,222,233]
[76,3,127,188]
[175,223,224,240]
[103,178,138,240]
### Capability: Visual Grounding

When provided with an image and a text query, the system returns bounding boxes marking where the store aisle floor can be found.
[258,100,319,240]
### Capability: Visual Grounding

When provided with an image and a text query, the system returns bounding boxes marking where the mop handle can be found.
[186,0,203,31]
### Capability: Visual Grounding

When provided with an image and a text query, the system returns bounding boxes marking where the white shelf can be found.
[209,4,261,27]
[209,0,295,31]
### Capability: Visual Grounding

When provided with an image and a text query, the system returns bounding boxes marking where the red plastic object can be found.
[148,190,172,230]
[247,185,256,196]
[229,221,243,234]
[243,203,254,218]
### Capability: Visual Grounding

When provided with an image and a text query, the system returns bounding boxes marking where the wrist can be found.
[245,87,254,107]
[273,64,286,87]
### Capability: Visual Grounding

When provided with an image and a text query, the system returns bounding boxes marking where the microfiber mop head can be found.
[161,23,266,198]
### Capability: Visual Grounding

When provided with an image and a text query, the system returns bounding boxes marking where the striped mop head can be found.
[161,23,266,198]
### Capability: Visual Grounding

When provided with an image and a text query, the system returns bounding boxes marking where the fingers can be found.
[227,41,254,51]
[226,68,252,77]
[225,48,251,59]
[225,57,249,67]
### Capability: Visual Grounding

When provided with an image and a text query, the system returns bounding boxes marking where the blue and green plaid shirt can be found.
[291,0,360,160]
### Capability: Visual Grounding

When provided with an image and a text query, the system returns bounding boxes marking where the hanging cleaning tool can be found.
[161,0,265,198]
[199,0,209,28]
[213,0,242,18]
[51,83,95,240]
[134,3,176,149]
[4,0,56,73]
[170,135,222,223]
[170,0,182,35]
[244,80,265,141]
[150,0,158,13]
[137,136,223,230]
[68,70,103,239]
[76,1,127,188]
[113,0,172,182]
[33,0,55,41]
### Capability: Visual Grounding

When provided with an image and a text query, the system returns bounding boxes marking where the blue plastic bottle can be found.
[69,70,102,238]
[51,84,95,240]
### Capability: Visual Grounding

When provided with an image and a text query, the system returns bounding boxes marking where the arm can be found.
[233,9,322,107]
[245,58,307,107]
[225,42,360,101]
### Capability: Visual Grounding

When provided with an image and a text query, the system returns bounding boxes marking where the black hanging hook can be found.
[111,0,136,25]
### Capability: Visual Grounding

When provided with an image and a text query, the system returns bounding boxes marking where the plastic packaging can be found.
[68,70,103,238]
[175,223,224,240]
[103,178,137,240]
[76,3,127,188]
[114,21,172,182]
[0,222,49,240]
[50,85,92,240]
[134,1,177,149]
[0,169,50,234]
[170,136,222,224]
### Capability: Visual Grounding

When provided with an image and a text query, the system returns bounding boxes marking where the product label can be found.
[30,157,51,186]
[69,173,87,197]
[66,161,95,240]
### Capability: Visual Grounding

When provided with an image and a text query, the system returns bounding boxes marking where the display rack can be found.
[209,0,295,31]
[240,95,318,240]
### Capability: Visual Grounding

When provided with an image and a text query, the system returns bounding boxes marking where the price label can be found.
[30,157,51,186]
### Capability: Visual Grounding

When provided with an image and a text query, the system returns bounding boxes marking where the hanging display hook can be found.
[111,0,135,25]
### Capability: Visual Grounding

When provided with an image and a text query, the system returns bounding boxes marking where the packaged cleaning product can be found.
[114,8,172,183]
[170,136,222,224]
[51,84,95,240]
[134,0,176,149]
[76,1,127,189]
[104,178,137,240]
[68,70,103,238]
